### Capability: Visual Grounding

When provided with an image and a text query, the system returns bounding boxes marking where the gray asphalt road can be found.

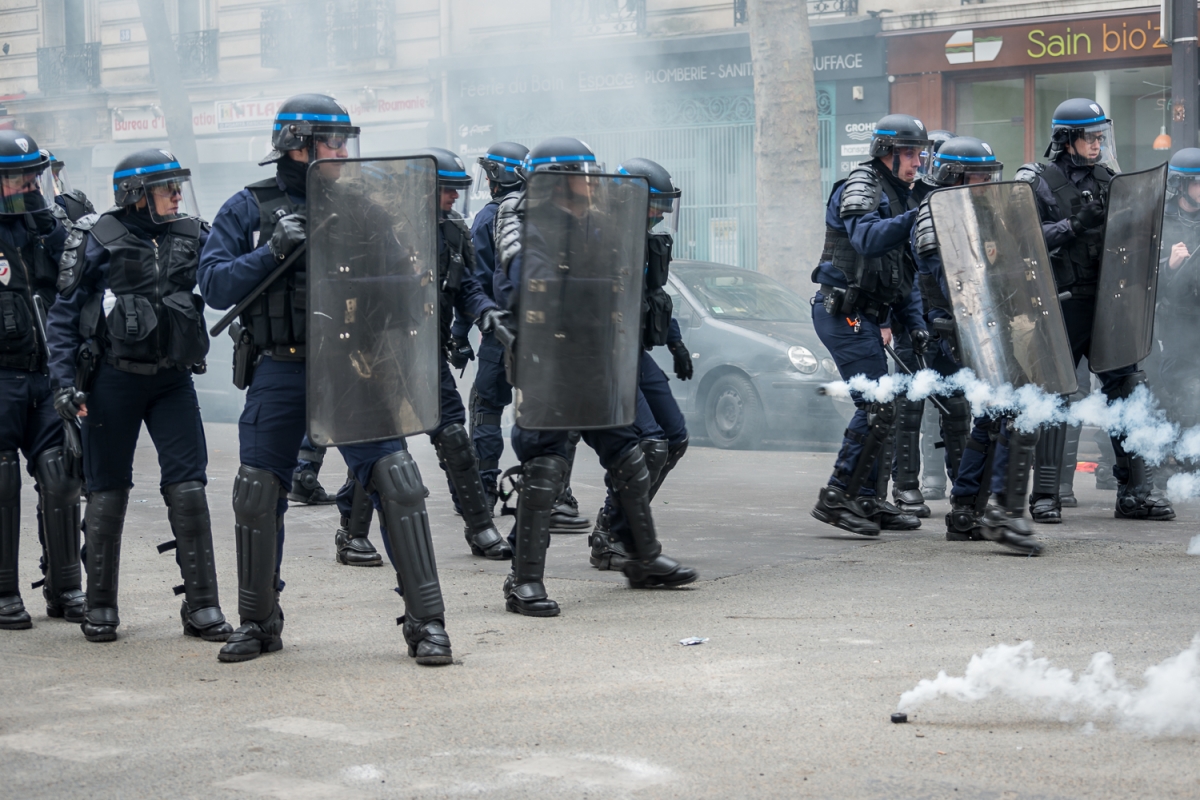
[1,423,1198,799]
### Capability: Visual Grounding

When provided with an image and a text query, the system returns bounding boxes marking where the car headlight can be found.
[788,345,819,374]
[821,357,838,376]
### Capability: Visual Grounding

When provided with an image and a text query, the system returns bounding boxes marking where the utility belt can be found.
[230,321,305,390]
[0,352,42,373]
[104,353,186,376]
[819,284,889,324]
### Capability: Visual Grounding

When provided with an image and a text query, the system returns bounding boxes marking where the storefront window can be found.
[955,78,1024,179]
[1034,66,1171,172]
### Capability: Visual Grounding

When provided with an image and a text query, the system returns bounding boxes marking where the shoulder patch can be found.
[839,165,883,217]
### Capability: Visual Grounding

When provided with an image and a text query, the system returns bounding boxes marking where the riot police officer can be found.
[45,152,95,223]
[0,129,84,631]
[1016,98,1174,522]
[810,114,932,536]
[198,94,453,665]
[910,136,1043,554]
[589,157,694,572]
[48,148,232,643]
[492,136,698,616]
[329,147,511,564]
[1154,147,1200,446]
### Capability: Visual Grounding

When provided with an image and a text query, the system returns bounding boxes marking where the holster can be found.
[75,339,102,392]
[230,322,257,391]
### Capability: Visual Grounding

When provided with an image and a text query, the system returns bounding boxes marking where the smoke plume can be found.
[898,636,1200,736]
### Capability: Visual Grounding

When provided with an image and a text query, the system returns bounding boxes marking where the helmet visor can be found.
[312,129,360,161]
[0,164,54,217]
[144,175,200,223]
[1065,121,1118,172]
[528,156,605,174]
[440,183,472,221]
[649,193,680,235]
[51,161,73,195]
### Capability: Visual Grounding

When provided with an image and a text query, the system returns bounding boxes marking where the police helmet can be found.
[477,141,529,191]
[918,130,957,179]
[522,136,602,177]
[419,147,474,190]
[44,149,73,195]
[868,114,931,158]
[1045,98,1118,171]
[618,157,681,235]
[261,94,360,166]
[113,148,199,223]
[1167,147,1200,199]
[0,129,54,217]
[928,136,1003,187]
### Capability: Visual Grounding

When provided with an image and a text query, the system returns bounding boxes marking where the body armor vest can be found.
[240,178,306,358]
[77,213,208,373]
[643,233,673,348]
[439,214,473,346]
[1041,161,1112,293]
[0,225,57,372]
[818,170,917,315]
[59,191,95,223]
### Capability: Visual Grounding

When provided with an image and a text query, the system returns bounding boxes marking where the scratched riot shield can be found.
[513,170,649,430]
[306,156,440,446]
[928,181,1078,395]
[1089,162,1168,373]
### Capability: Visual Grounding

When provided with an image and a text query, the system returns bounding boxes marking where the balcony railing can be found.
[175,29,219,79]
[261,0,394,70]
[808,0,858,16]
[36,42,101,93]
[552,0,646,37]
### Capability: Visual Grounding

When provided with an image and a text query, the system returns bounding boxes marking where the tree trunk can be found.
[136,0,200,179]
[748,0,823,294]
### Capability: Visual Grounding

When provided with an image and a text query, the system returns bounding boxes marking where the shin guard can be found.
[372,451,445,621]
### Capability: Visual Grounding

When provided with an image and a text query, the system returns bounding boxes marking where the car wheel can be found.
[704,373,763,450]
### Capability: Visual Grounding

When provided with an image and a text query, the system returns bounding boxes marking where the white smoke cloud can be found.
[822,370,1187,464]
[1188,535,1200,556]
[1168,473,1200,504]
[898,637,1200,736]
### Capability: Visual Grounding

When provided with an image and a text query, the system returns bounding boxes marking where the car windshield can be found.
[677,268,809,322]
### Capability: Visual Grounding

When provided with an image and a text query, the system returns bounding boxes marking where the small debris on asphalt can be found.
[891,713,908,724]
[679,637,709,646]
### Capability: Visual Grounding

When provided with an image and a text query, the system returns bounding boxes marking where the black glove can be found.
[477,308,510,335]
[1070,201,1105,234]
[667,340,693,381]
[269,212,306,261]
[54,387,86,422]
[30,209,58,236]
[910,328,933,356]
[447,335,474,370]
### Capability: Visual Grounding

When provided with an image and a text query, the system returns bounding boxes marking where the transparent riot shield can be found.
[513,171,650,430]
[1089,162,1169,373]
[929,181,1078,396]
[306,156,440,446]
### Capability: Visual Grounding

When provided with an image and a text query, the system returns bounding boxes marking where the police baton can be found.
[209,213,338,338]
[884,342,951,416]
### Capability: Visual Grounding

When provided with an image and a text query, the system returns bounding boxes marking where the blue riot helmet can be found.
[0,129,54,217]
[521,136,603,177]
[1166,147,1200,201]
[260,93,360,165]
[917,130,957,180]
[44,150,73,195]
[617,157,681,235]
[928,136,1003,187]
[868,113,932,178]
[1045,97,1119,172]
[113,148,199,223]
[416,146,474,219]
[477,141,528,194]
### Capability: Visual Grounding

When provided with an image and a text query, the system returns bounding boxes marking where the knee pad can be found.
[639,439,669,480]
[868,399,897,429]
[610,446,651,496]
[433,424,476,472]
[941,395,972,434]
[665,436,689,471]
[1109,370,1148,401]
[521,456,567,512]
[0,451,21,506]
[87,488,130,527]
[33,447,81,504]
[232,466,282,520]
[370,451,426,507]
[897,397,925,431]
[164,481,209,532]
